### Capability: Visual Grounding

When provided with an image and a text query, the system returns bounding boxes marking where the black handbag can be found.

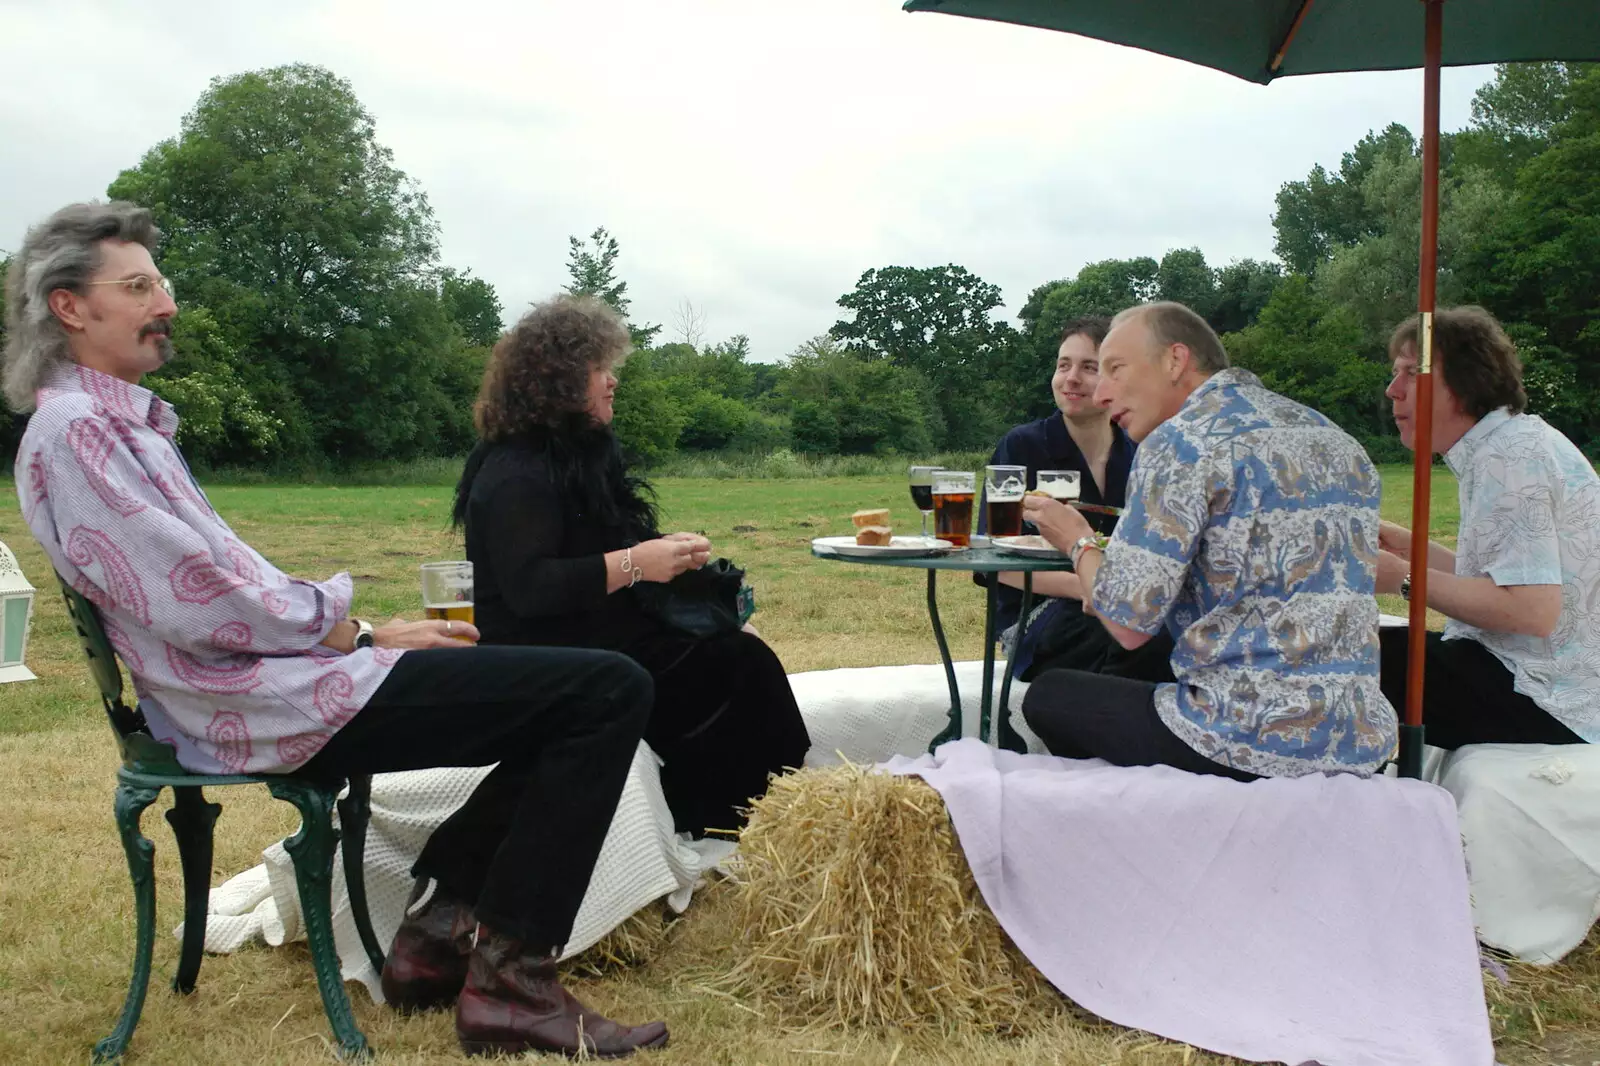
[632,556,754,638]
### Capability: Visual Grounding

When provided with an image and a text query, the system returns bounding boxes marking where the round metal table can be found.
[811,540,1076,753]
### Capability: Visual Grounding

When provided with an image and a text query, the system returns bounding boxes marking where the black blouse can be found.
[463,442,659,650]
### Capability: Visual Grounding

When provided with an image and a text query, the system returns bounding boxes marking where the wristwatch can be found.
[1399,574,1412,602]
[352,618,375,650]
[1069,535,1103,569]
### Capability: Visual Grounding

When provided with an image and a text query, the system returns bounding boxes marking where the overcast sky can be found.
[1,0,1492,361]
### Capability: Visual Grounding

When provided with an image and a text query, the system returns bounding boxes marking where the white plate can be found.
[991,534,1067,559]
[812,535,954,558]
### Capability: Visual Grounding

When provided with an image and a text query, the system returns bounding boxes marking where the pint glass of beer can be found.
[421,561,474,641]
[1035,469,1081,501]
[932,470,976,548]
[984,464,1026,537]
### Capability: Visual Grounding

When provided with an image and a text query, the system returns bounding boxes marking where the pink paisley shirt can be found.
[16,365,401,774]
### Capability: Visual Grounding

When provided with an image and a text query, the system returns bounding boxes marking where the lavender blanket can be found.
[886,740,1493,1066]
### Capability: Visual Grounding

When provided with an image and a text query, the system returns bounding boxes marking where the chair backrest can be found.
[57,575,186,773]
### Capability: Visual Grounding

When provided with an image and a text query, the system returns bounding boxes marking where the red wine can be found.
[910,484,934,511]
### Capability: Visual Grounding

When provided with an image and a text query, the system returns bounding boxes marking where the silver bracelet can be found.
[622,546,641,587]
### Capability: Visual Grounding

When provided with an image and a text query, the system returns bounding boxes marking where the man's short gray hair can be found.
[3,201,161,413]
[1113,301,1230,375]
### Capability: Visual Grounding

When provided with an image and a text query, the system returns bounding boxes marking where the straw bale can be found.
[716,762,1063,1033]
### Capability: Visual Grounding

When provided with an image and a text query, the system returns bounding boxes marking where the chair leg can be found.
[165,786,222,995]
[93,783,162,1065]
[266,779,371,1061]
[337,775,388,977]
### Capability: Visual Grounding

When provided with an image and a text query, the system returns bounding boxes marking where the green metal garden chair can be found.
[57,578,389,1062]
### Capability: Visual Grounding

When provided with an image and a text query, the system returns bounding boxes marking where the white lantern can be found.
[0,539,37,684]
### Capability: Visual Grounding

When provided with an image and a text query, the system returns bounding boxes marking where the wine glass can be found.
[908,465,943,539]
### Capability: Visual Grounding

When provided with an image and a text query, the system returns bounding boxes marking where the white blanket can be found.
[890,739,1495,1066]
[189,743,736,1001]
[1438,743,1600,963]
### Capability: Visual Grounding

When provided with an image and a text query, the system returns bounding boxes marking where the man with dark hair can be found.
[1020,302,1396,780]
[1377,306,1600,748]
[979,316,1171,681]
[7,202,673,1058]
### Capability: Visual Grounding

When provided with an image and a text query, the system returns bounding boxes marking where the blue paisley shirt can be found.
[1090,369,1398,777]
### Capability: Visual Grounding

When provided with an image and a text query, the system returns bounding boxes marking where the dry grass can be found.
[4,472,1600,1064]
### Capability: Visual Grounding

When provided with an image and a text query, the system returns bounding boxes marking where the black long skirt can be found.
[622,630,811,837]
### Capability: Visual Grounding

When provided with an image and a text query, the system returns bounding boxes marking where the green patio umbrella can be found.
[903,0,1600,778]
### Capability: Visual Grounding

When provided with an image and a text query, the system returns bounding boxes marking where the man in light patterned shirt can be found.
[1377,307,1599,747]
[6,202,673,1058]
[1021,302,1398,780]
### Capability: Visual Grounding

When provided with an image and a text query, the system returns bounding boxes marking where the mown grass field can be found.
[1,467,1595,1066]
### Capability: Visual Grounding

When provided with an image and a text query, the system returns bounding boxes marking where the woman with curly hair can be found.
[453,294,811,837]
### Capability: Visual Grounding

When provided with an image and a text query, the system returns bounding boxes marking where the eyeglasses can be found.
[84,274,176,304]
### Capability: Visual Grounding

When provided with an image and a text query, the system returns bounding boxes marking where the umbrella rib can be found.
[1269,0,1318,73]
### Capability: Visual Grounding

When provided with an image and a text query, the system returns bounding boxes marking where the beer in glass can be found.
[421,561,474,641]
[932,470,976,548]
[984,464,1026,537]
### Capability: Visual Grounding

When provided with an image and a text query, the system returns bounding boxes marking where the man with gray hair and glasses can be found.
[6,201,672,1058]
[1019,301,1398,781]
[1375,307,1600,749]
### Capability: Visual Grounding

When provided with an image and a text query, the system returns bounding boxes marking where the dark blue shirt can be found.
[978,414,1138,632]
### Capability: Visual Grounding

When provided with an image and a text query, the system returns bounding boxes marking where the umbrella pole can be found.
[1397,0,1444,780]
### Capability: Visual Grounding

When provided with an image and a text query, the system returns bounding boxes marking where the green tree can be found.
[1224,275,1391,442]
[146,307,284,466]
[1155,248,1218,320]
[440,269,504,348]
[778,334,936,455]
[107,63,475,462]
[830,264,1013,448]
[610,350,685,466]
[1453,62,1597,186]
[1316,152,1509,348]
[1209,259,1283,335]
[1016,277,1072,337]
[1463,67,1600,446]
[1273,123,1416,276]
[649,335,757,401]
[564,226,660,348]
[789,400,840,454]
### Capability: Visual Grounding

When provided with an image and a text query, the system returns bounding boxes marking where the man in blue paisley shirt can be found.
[1020,302,1398,780]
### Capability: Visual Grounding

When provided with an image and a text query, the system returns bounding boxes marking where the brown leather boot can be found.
[380,877,477,1013]
[456,927,669,1058]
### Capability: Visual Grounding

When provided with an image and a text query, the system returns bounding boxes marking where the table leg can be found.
[996,572,1032,753]
[926,569,963,753]
[978,580,998,744]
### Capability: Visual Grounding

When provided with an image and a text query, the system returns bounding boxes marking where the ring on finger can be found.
[446,621,453,635]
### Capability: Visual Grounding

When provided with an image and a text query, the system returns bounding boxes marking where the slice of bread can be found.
[852,508,891,528]
[855,525,893,547]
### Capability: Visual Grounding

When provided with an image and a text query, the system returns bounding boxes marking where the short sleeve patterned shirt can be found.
[1090,369,1398,777]
[1443,408,1600,741]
